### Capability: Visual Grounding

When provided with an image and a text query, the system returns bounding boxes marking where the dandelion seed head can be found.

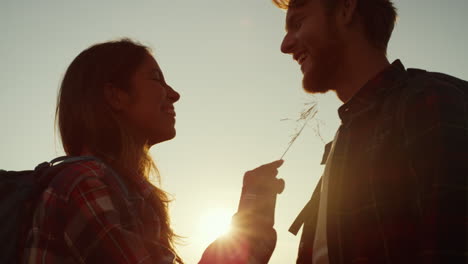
[280,102,318,159]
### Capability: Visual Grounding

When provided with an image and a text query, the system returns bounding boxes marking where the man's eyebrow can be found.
[285,10,300,31]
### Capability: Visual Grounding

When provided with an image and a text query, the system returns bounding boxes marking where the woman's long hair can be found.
[55,39,183,263]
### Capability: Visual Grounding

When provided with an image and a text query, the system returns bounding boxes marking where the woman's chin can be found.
[149,130,176,146]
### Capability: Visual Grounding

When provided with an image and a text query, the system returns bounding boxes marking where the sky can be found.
[1,0,467,263]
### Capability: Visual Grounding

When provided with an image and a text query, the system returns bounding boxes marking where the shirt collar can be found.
[338,60,407,123]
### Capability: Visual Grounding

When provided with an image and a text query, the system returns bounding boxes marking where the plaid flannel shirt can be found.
[292,60,468,263]
[22,160,176,264]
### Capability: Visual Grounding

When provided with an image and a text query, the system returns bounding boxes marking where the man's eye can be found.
[291,16,305,29]
[294,20,302,29]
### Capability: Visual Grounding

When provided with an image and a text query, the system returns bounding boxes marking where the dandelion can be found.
[280,102,318,160]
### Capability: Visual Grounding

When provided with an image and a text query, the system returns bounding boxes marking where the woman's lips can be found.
[163,108,176,116]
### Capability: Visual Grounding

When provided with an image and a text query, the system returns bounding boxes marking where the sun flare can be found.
[199,208,233,243]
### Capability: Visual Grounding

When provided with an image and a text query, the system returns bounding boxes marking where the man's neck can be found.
[334,47,390,103]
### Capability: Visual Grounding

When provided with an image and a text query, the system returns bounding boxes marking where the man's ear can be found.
[338,0,358,26]
[104,83,128,111]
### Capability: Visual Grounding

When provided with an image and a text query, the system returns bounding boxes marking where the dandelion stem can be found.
[280,104,317,159]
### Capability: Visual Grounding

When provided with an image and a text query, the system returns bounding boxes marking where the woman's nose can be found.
[166,84,180,102]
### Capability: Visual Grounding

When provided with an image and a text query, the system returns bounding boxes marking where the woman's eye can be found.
[152,75,163,81]
[152,76,167,85]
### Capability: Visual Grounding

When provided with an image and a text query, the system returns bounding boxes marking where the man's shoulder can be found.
[394,68,468,130]
[388,68,468,114]
[377,67,468,129]
[403,68,468,96]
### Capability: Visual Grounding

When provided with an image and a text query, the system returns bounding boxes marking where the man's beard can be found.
[302,26,343,94]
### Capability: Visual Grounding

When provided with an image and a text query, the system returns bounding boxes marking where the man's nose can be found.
[280,33,295,54]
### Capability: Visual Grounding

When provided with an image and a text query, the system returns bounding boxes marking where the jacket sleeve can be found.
[400,77,468,263]
[199,174,281,264]
[63,176,175,264]
[198,217,277,264]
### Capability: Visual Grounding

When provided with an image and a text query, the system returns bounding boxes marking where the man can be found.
[273,0,467,263]
[200,0,466,263]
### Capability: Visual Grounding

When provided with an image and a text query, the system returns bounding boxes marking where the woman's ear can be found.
[104,83,129,111]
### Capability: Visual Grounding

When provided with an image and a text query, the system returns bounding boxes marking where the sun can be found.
[198,208,234,244]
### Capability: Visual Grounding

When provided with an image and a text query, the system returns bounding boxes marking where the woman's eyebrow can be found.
[150,68,164,78]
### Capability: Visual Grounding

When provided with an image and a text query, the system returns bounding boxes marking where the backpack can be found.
[0,156,100,264]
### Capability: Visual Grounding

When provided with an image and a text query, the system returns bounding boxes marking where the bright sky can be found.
[1,0,467,263]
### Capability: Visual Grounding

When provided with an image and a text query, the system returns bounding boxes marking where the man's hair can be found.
[272,0,397,50]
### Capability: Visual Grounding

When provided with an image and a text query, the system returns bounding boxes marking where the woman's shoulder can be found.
[47,159,124,202]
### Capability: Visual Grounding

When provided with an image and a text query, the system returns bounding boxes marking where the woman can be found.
[22,39,283,264]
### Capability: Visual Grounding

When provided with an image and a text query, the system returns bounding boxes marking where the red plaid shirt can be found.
[21,160,176,264]
[291,60,468,263]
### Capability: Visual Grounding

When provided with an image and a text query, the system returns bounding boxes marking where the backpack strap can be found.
[50,156,98,165]
[289,179,321,235]
[42,156,130,198]
[34,156,96,171]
